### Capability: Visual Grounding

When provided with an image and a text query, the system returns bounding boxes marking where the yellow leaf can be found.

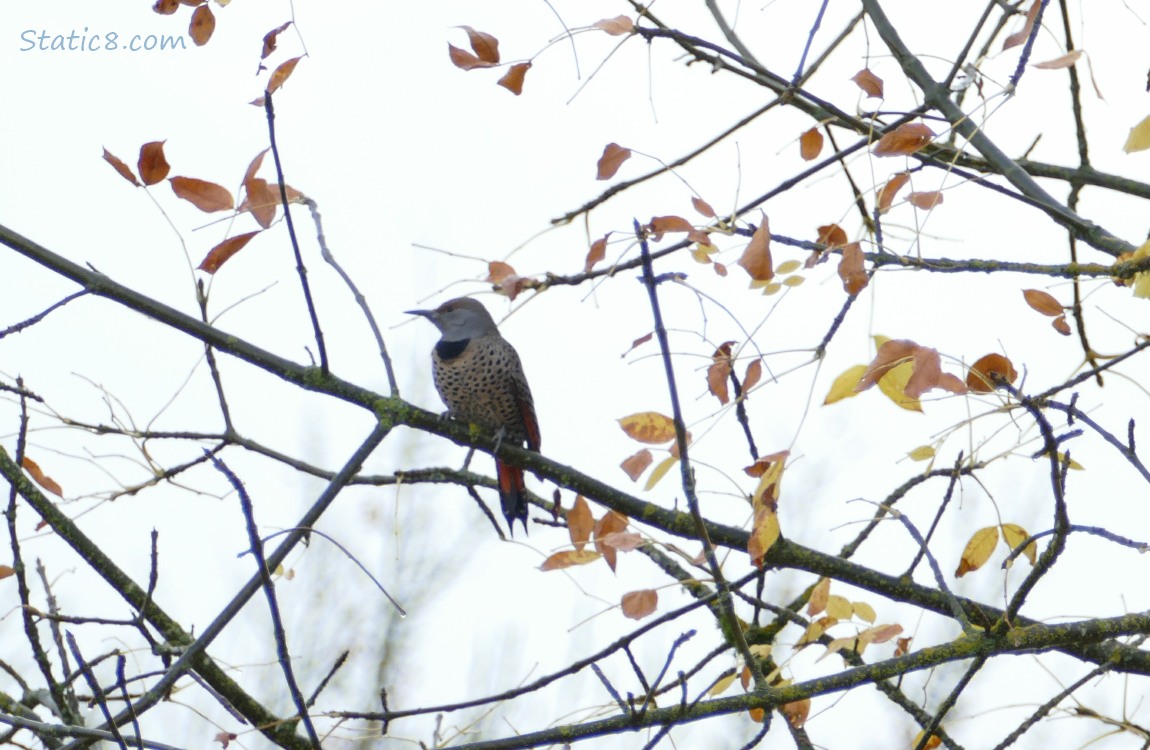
[907,445,935,461]
[807,577,830,616]
[956,526,999,577]
[853,601,876,623]
[826,594,853,620]
[618,412,677,443]
[776,259,802,274]
[644,455,679,491]
[1001,523,1037,565]
[1129,239,1150,299]
[763,282,783,296]
[877,359,923,412]
[709,673,738,696]
[824,364,868,405]
[783,275,804,287]
[748,504,780,567]
[1124,114,1150,153]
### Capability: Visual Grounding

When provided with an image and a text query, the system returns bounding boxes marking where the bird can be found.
[407,297,541,534]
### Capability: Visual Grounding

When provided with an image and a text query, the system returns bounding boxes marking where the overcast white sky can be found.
[4,1,1150,748]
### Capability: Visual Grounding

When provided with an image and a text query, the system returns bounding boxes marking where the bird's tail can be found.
[496,459,529,535]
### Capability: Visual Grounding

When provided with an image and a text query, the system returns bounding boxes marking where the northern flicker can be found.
[407,297,541,534]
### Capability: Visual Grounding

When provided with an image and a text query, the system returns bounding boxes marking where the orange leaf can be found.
[1023,289,1062,316]
[243,149,269,184]
[266,56,302,94]
[102,148,140,186]
[743,450,790,478]
[1052,315,1072,335]
[807,577,830,616]
[568,496,594,551]
[497,62,531,95]
[908,191,943,210]
[621,589,658,620]
[448,44,496,70]
[593,15,634,35]
[487,261,517,284]
[169,177,234,213]
[851,68,884,98]
[620,449,653,481]
[691,196,716,218]
[459,26,500,63]
[872,123,935,157]
[261,21,292,59]
[598,531,643,551]
[1034,50,1082,69]
[242,178,277,228]
[539,549,601,571]
[799,127,823,161]
[0,565,14,580]
[596,143,631,180]
[966,353,1018,393]
[708,342,735,405]
[138,141,170,186]
[782,698,809,728]
[198,231,261,274]
[817,224,848,248]
[743,359,763,392]
[22,456,63,498]
[877,172,910,214]
[594,510,629,572]
[585,235,608,272]
[189,4,215,46]
[738,220,773,281]
[838,242,868,296]
[618,412,677,444]
[1003,1,1041,50]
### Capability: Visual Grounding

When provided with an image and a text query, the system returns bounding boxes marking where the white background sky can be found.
[4,1,1150,748]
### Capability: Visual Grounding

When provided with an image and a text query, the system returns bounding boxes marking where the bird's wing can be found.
[510,353,541,452]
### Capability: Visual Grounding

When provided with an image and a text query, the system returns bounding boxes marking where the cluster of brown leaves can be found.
[447,26,532,95]
[153,0,216,46]
[1022,289,1071,335]
[486,261,533,301]
[707,343,763,405]
[745,451,788,567]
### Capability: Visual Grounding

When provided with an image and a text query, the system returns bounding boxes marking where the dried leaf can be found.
[486,261,516,284]
[956,526,999,577]
[907,445,936,461]
[1052,315,1072,335]
[738,220,773,281]
[691,196,716,218]
[966,353,1018,393]
[459,26,500,63]
[1003,1,1041,50]
[1033,50,1082,69]
[153,0,179,15]
[743,450,790,478]
[585,235,608,272]
[799,127,823,161]
[497,62,531,95]
[807,578,830,616]
[1001,523,1037,565]
[448,44,497,70]
[908,191,943,210]
[743,359,763,392]
[644,455,679,491]
[198,231,261,274]
[1124,114,1150,153]
[243,149,269,184]
[1023,288,1062,316]
[782,698,809,728]
[189,4,215,46]
[860,623,903,644]
[594,510,629,572]
[22,456,63,497]
[873,123,935,157]
[620,449,653,481]
[826,594,853,620]
[169,177,234,212]
[242,178,277,228]
[539,549,601,571]
[817,224,848,248]
[596,143,631,180]
[838,242,867,296]
[853,601,877,623]
[0,565,14,580]
[593,15,634,36]
[597,531,643,551]
[621,589,658,620]
[102,148,141,186]
[266,56,302,94]
[261,21,292,59]
[708,342,735,405]
[709,673,738,696]
[618,412,677,444]
[568,496,593,551]
[138,141,170,186]
[877,172,910,213]
[851,68,884,98]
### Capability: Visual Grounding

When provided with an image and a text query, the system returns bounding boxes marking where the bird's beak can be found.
[405,309,433,318]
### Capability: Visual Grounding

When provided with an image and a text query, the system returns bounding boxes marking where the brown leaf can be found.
[1033,50,1082,69]
[1023,289,1062,316]
[593,15,634,36]
[620,449,653,481]
[1052,315,1072,335]
[621,589,658,620]
[597,531,643,551]
[198,231,261,274]
[691,196,716,218]
[189,4,215,46]
[966,353,1018,393]
[738,220,773,281]
[596,143,631,180]
[486,261,516,284]
[743,450,790,478]
[618,412,677,444]
[242,178,277,228]
[214,731,238,749]
[782,698,810,728]
[497,62,531,95]
[0,565,14,580]
[647,215,694,240]
[448,44,497,70]
[262,21,292,59]
[857,339,966,399]
[169,177,234,213]
[743,359,763,392]
[153,0,180,15]
[1003,1,1041,50]
[838,242,868,296]
[623,332,653,356]
[459,26,500,63]
[708,342,735,405]
[851,68,884,98]
[22,456,63,497]
[539,549,601,571]
[873,123,935,157]
[138,141,170,186]
[594,510,629,572]
[102,148,140,186]
[799,127,823,161]
[266,56,302,94]
[816,224,848,248]
[585,235,608,272]
[908,191,943,210]
[568,496,594,551]
[243,149,269,184]
[877,172,910,213]
[807,577,830,616]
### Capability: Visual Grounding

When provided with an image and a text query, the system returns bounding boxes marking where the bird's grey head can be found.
[407,297,498,341]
